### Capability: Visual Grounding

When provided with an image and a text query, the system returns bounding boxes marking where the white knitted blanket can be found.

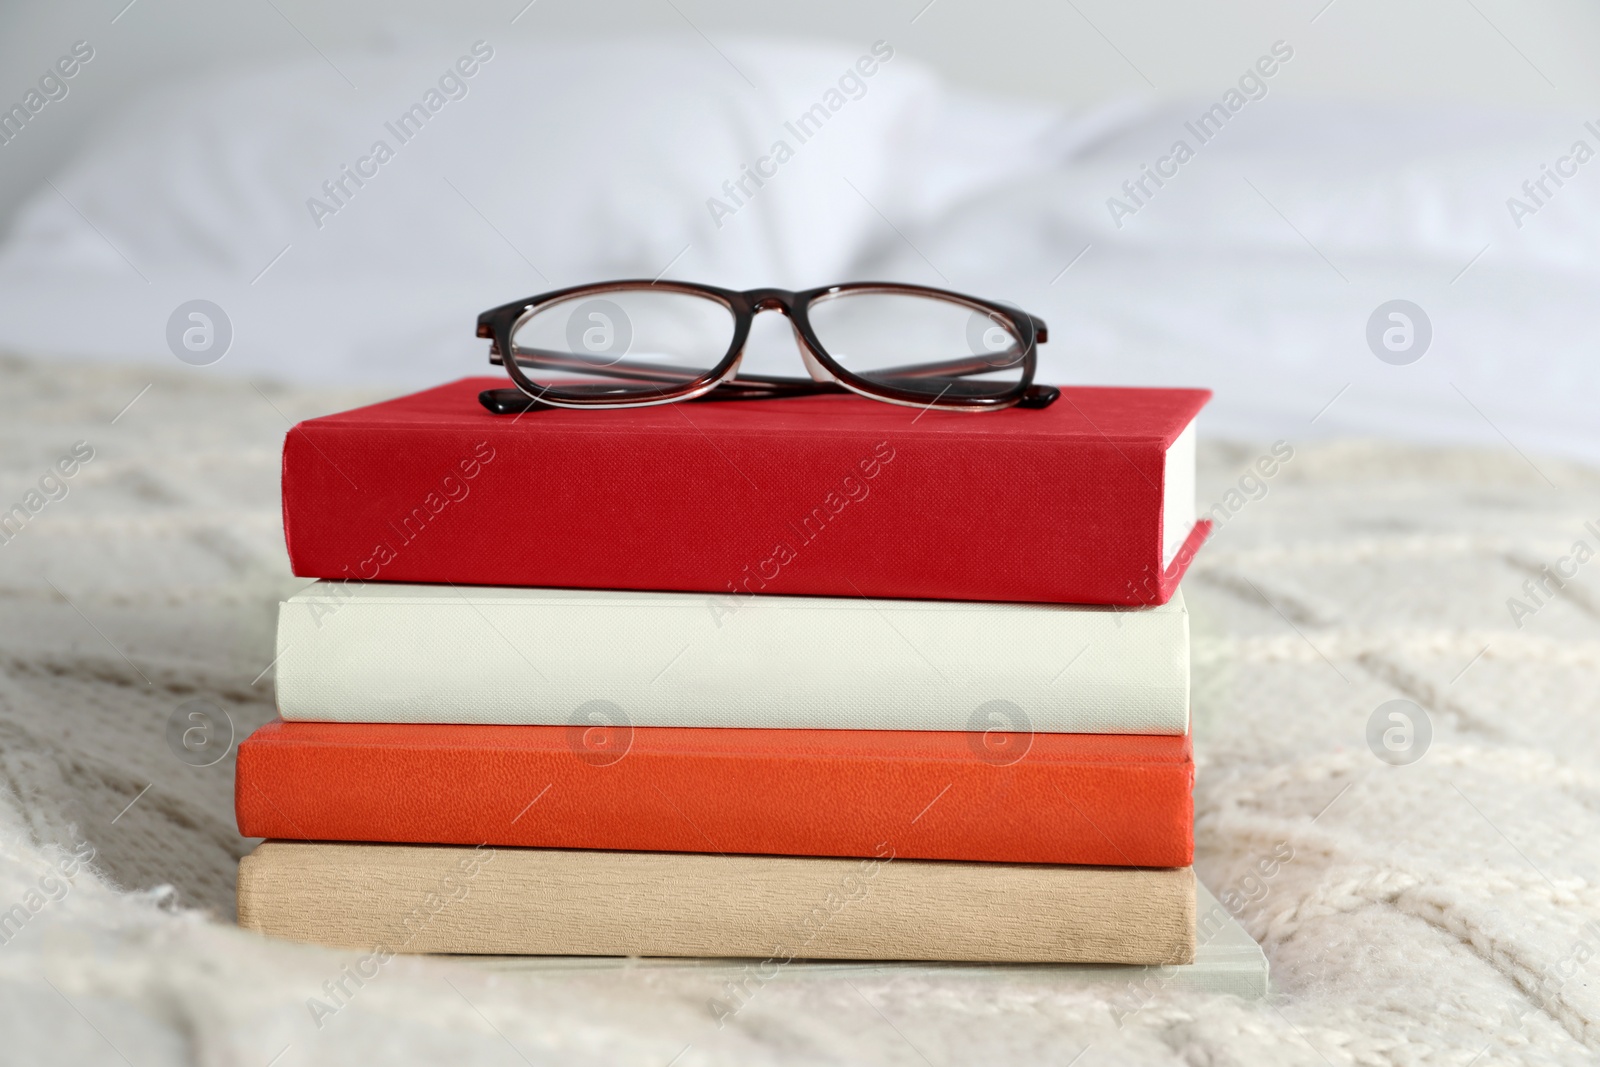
[3,353,1599,1065]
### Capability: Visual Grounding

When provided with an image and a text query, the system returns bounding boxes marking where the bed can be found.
[3,36,1599,1065]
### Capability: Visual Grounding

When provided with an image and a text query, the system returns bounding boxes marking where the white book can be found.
[274,583,1189,733]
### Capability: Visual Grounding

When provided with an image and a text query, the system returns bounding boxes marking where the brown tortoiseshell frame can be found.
[475,280,1055,414]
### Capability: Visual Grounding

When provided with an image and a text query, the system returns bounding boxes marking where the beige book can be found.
[237,842,1196,965]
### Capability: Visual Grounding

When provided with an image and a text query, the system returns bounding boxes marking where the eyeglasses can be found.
[475,281,1057,414]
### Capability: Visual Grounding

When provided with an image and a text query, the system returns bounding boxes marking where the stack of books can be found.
[235,378,1212,966]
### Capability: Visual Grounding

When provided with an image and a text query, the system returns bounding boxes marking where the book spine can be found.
[282,420,1179,605]
[235,725,1195,867]
[238,843,1198,963]
[273,588,1191,733]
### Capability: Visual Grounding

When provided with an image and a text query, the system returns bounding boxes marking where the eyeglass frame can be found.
[475,279,1052,413]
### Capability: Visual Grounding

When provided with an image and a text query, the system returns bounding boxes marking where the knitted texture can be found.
[2,353,1599,1065]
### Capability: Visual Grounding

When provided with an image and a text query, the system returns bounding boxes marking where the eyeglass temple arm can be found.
[497,347,710,385]
[478,380,1058,414]
[703,378,1058,406]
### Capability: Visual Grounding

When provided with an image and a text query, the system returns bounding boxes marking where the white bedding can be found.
[4,354,1600,1065]
[1,37,1597,460]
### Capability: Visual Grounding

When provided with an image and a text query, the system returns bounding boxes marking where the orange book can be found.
[235,721,1192,867]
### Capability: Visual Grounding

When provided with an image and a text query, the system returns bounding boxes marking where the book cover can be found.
[236,721,1193,867]
[275,583,1190,733]
[280,378,1211,605]
[237,842,1197,964]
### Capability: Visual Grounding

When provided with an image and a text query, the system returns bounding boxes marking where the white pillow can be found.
[857,98,1600,463]
[15,37,924,276]
[0,35,1064,381]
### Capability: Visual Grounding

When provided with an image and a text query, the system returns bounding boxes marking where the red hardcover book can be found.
[236,721,1194,867]
[281,378,1210,605]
